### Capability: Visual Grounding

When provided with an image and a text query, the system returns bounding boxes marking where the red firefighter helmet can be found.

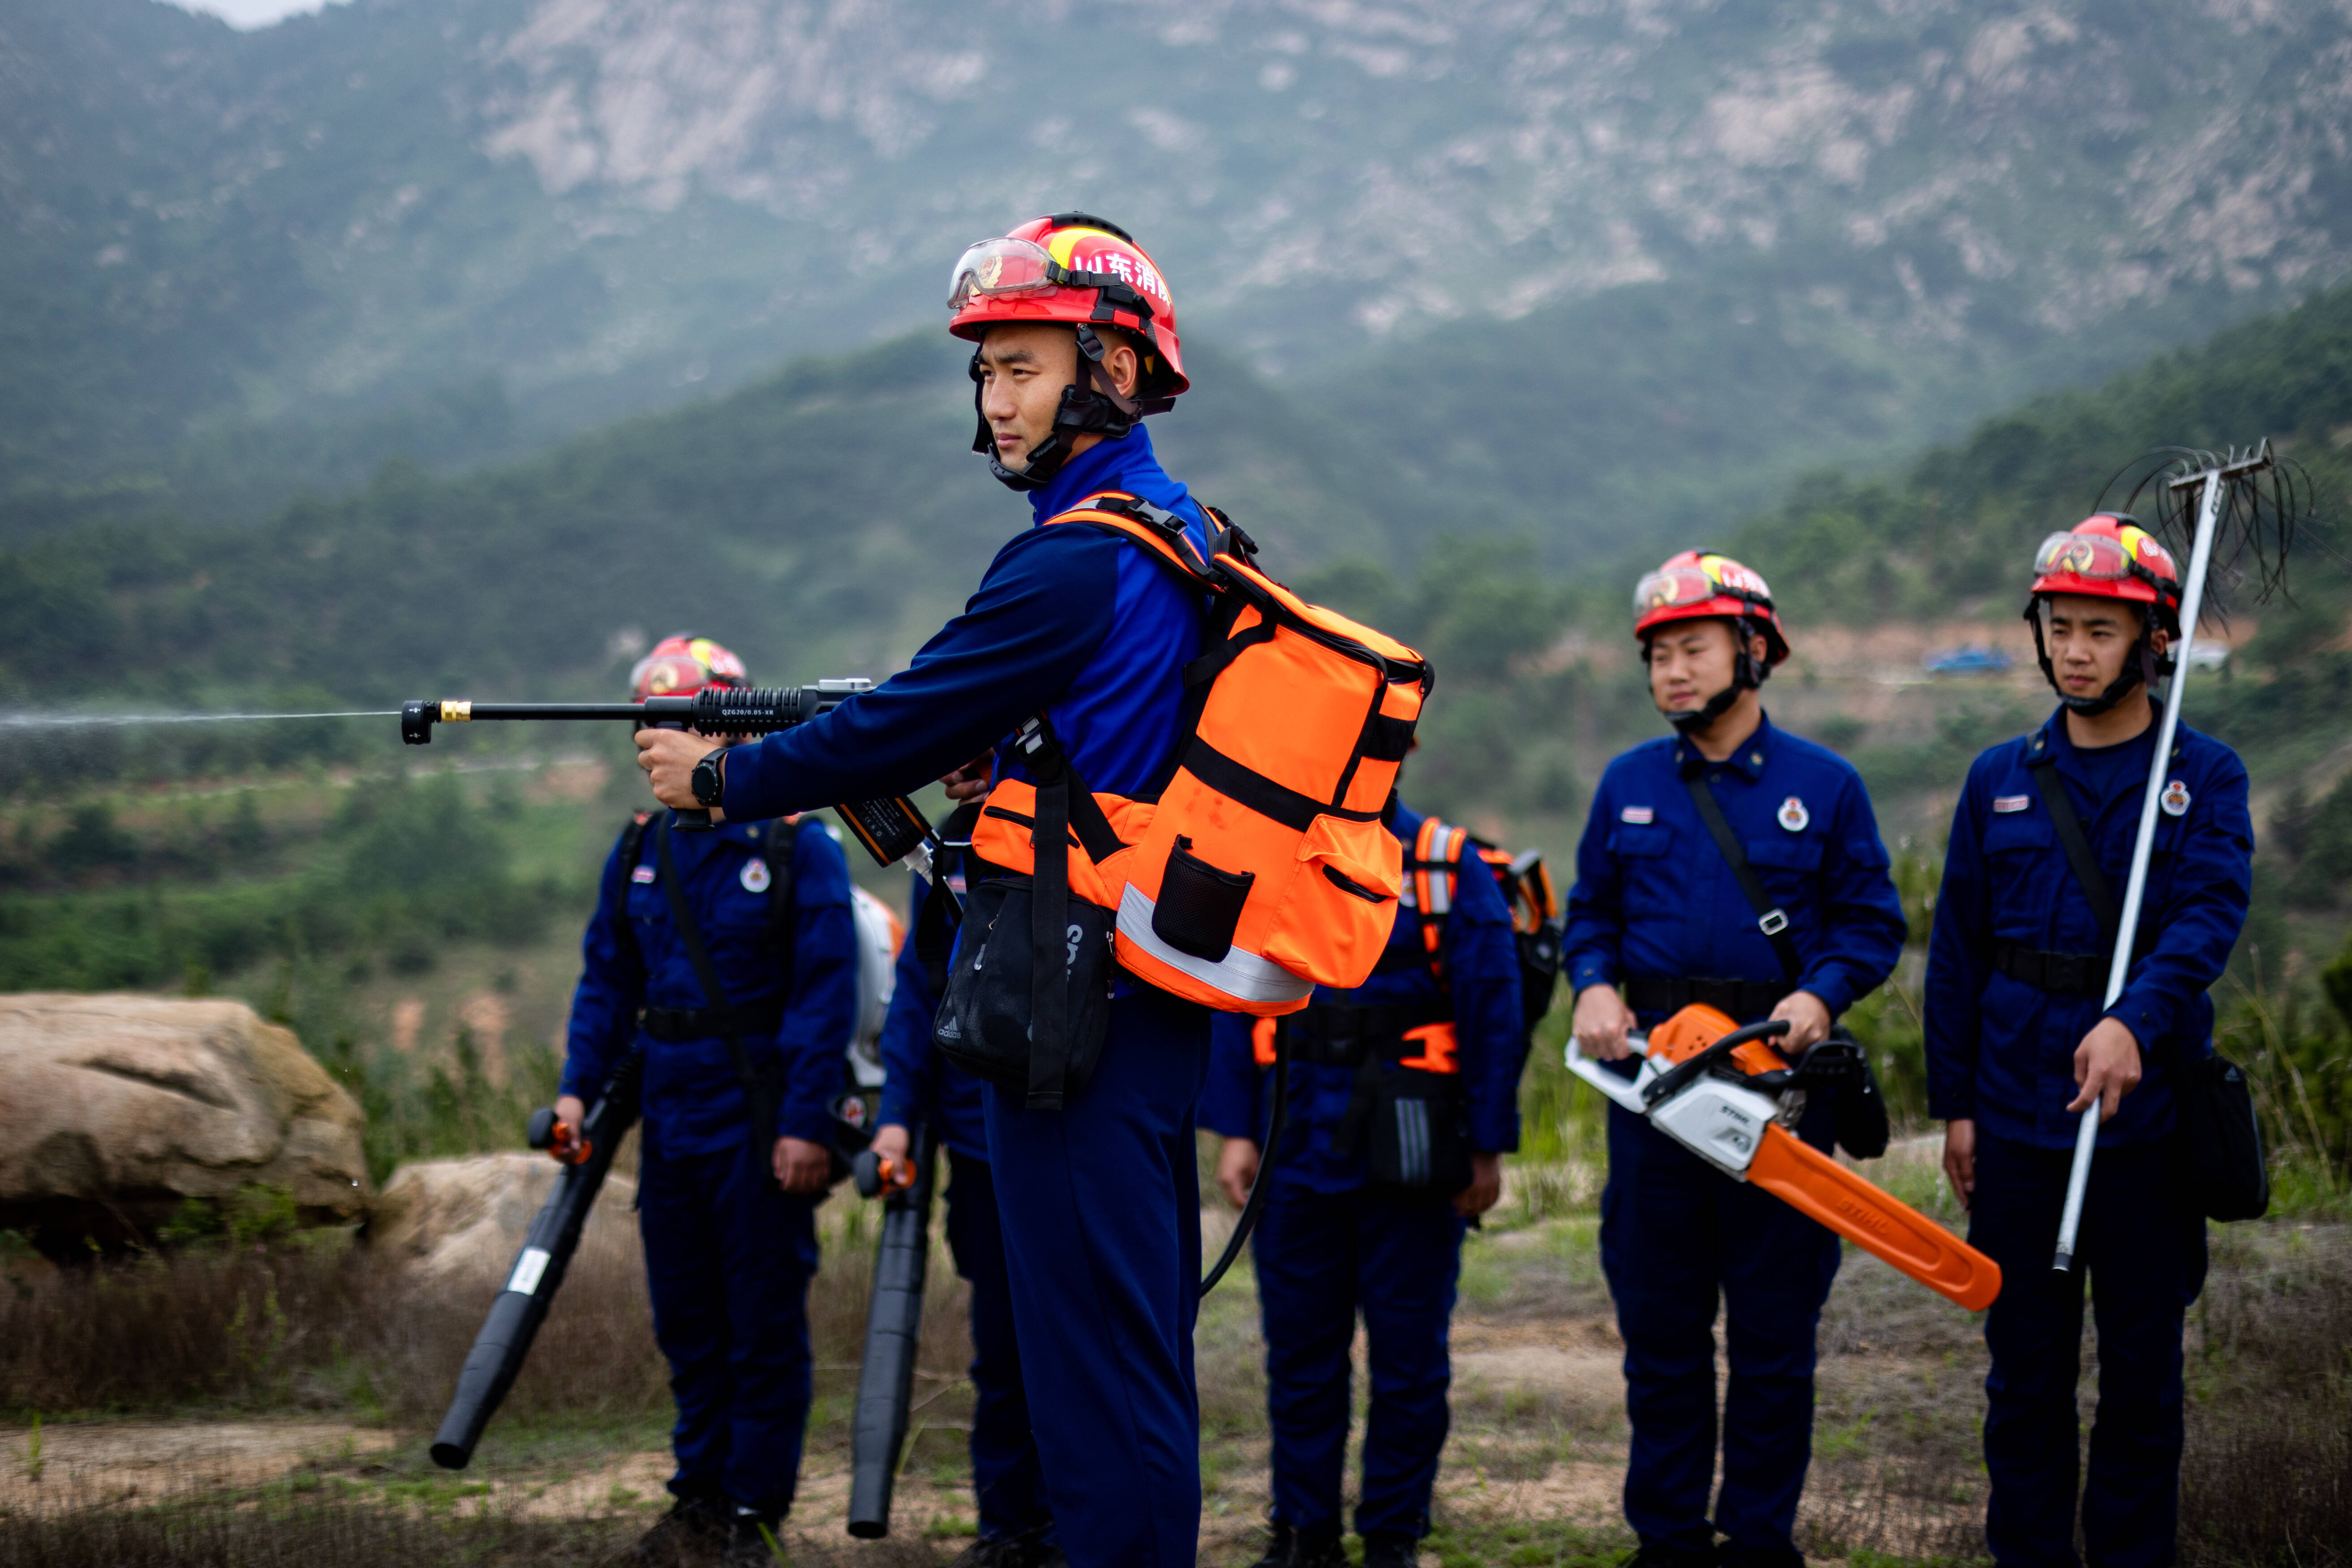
[2025,515,2182,633]
[1631,550,1792,667]
[946,213,1187,403]
[628,634,749,701]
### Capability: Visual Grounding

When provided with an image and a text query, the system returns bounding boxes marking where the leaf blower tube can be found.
[845,1128,937,1538]
[398,680,935,864]
[430,1044,645,1469]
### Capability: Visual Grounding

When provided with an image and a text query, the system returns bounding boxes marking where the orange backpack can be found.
[971,492,1431,1016]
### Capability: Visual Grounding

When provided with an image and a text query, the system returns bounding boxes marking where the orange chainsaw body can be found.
[1636,1005,2001,1313]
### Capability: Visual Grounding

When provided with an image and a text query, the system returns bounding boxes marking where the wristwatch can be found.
[691,748,727,808]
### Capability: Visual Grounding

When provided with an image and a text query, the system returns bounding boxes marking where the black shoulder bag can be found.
[1682,773,1889,1159]
[933,719,1116,1110]
[2027,760,2268,1220]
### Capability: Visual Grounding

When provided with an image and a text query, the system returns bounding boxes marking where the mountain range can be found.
[12,0,2352,551]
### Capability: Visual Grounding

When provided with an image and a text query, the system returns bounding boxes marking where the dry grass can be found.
[5,1202,2350,1567]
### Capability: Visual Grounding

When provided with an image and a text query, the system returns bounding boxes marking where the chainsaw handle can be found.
[1639,1018,1791,1109]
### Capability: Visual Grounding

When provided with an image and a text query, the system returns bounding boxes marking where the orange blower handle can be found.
[1747,1125,2001,1311]
[525,1105,593,1167]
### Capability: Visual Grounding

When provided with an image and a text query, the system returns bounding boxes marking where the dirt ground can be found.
[0,1203,1993,1565]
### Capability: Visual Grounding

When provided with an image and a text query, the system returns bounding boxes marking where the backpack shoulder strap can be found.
[1681,772,1805,988]
[1405,816,1467,988]
[1042,491,1224,587]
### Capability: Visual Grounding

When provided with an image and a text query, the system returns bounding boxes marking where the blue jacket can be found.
[1200,801,1527,1193]
[563,814,858,1160]
[720,425,1212,817]
[1924,711,2252,1150]
[873,865,990,1161]
[1562,715,1906,1024]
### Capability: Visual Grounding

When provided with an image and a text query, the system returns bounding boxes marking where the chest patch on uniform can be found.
[630,865,656,884]
[1992,795,2030,814]
[1777,796,1810,832]
[740,856,772,893]
[2160,779,2192,817]
[1620,805,1655,824]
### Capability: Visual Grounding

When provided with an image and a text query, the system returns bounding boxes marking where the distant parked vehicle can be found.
[2184,643,2230,671]
[1925,645,2013,675]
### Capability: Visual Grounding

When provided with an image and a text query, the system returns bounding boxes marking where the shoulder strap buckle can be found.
[1758,908,1790,936]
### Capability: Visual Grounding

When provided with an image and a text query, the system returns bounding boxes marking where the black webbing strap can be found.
[761,819,798,993]
[2029,760,2122,953]
[1028,745,1074,1113]
[1625,974,1786,1021]
[1681,771,1804,986]
[654,817,780,1180]
[612,813,654,984]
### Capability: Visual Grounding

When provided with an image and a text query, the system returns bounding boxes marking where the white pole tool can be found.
[2050,443,2274,1272]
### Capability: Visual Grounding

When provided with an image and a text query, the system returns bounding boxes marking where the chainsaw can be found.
[1565,1005,2000,1311]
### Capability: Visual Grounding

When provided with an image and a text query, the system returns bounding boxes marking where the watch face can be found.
[693,751,724,807]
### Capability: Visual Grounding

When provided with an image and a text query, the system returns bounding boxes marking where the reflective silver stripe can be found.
[1395,1098,1429,1186]
[1114,885,1316,1005]
[1423,825,1460,914]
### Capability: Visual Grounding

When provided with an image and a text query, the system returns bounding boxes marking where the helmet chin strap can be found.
[2024,595,2165,717]
[971,325,1137,493]
[1657,617,1772,735]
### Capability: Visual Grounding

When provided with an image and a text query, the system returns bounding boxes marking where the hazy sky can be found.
[165,0,346,27]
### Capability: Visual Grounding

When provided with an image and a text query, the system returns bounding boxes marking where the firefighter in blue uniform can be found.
[557,634,858,1566]
[1203,796,1526,1568]
[864,803,1057,1568]
[1564,553,1906,1568]
[1926,517,2250,1568]
[637,215,1217,1568]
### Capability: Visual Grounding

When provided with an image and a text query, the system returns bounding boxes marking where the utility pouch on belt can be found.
[2027,758,2268,1220]
[1337,1059,1473,1200]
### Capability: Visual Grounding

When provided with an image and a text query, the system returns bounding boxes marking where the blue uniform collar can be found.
[1672,712,1779,782]
[2025,707,2178,776]
[1026,424,1200,526]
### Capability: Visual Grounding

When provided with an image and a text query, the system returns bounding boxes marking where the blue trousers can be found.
[943,1149,1051,1540]
[638,1132,821,1516]
[1969,1133,2206,1568]
[983,990,1210,1568]
[1600,1102,1842,1554]
[1252,1177,1467,1540]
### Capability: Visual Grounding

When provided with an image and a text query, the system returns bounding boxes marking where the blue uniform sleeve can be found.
[1794,769,1907,1018]
[1924,759,1996,1121]
[775,821,858,1144]
[2110,750,2253,1049]
[1561,771,1626,996]
[721,527,1122,819]
[875,871,942,1133]
[1200,1012,1267,1140]
[561,829,646,1103]
[1443,844,1527,1154]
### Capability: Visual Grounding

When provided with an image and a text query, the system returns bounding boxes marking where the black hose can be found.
[1200,1023,1290,1297]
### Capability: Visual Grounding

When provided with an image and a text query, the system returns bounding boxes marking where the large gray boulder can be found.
[0,994,369,1250]
[372,1152,639,1292]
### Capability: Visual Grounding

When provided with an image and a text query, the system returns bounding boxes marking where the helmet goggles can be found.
[1632,562,1769,618]
[2030,528,2170,594]
[947,237,1059,309]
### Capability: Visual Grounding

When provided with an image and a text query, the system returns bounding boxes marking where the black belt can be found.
[641,999,785,1042]
[1991,939,2110,999]
[1289,1001,1452,1068]
[1625,975,1784,1021]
